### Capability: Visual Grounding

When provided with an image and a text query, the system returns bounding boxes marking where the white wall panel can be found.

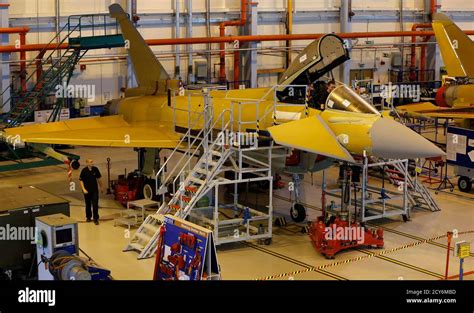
[10,0,54,18]
[440,0,474,10]
[4,0,474,93]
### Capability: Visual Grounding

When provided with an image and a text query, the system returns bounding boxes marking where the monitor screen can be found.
[56,228,73,245]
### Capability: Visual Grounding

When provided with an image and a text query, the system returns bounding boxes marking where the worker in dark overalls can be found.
[79,159,104,225]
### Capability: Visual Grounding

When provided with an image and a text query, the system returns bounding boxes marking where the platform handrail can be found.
[1,13,124,112]
[154,113,205,194]
[231,84,308,134]
[68,13,122,38]
[170,117,232,197]
[3,41,81,126]
[0,22,79,109]
[155,106,232,199]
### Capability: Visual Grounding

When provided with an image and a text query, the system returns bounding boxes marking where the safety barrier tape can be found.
[255,230,474,280]
[244,242,348,280]
[372,224,474,257]
[273,193,474,256]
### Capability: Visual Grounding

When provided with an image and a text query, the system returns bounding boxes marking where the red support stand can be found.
[309,216,384,259]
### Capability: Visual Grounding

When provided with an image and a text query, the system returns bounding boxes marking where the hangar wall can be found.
[4,0,474,105]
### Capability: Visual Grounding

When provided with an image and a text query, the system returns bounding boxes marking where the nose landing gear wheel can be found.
[290,203,306,223]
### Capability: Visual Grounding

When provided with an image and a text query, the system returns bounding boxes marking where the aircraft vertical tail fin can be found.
[109,4,170,94]
[432,13,474,78]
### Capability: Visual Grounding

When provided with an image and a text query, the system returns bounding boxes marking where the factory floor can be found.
[0,145,472,281]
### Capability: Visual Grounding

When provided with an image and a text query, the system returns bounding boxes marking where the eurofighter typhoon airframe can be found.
[397,13,474,127]
[2,4,444,221]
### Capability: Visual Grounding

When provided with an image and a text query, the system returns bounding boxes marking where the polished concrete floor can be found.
[0,145,472,280]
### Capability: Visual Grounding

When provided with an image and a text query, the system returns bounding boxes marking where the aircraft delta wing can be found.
[5,116,181,148]
[3,4,183,149]
[2,4,357,164]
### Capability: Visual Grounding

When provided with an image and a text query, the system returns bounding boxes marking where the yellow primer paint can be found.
[4,86,377,161]
[267,115,354,162]
[321,109,377,155]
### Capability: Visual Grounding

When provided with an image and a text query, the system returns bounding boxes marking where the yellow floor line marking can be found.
[244,242,348,280]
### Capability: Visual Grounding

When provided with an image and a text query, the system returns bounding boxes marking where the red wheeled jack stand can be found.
[309,216,384,259]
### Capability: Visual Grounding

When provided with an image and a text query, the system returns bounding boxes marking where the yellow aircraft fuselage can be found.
[440,84,474,109]
[115,87,378,158]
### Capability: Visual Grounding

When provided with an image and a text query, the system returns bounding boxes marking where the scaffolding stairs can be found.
[124,100,234,259]
[0,14,124,130]
[124,144,232,259]
[384,162,441,212]
[125,87,297,258]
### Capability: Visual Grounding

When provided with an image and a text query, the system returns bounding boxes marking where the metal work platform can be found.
[382,160,441,212]
[323,158,410,222]
[323,157,441,223]
[124,84,309,259]
[124,88,297,258]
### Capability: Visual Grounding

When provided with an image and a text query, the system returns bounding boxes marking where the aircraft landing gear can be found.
[290,203,306,223]
[289,174,306,222]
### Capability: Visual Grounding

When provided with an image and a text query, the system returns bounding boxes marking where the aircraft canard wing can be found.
[432,13,474,78]
[3,115,182,148]
[267,115,355,163]
[397,102,474,119]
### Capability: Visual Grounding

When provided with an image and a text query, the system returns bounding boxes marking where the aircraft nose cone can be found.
[370,118,446,159]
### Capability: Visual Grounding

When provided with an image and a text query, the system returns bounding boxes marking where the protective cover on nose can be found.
[326,85,380,115]
[370,118,446,159]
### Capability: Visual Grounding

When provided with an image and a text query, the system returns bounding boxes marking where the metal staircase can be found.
[124,95,235,259]
[386,162,441,212]
[126,86,311,258]
[124,144,233,259]
[0,14,124,129]
[3,49,86,128]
